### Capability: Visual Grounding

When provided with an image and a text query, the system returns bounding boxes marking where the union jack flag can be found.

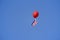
[32,19,38,27]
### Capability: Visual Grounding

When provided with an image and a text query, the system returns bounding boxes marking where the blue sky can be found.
[0,0,60,40]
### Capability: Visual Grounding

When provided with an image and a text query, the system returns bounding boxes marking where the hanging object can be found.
[32,10,39,27]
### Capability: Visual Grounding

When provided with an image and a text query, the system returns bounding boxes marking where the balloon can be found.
[32,10,39,26]
[33,11,39,18]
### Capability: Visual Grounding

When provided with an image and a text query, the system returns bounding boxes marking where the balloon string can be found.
[34,18,36,21]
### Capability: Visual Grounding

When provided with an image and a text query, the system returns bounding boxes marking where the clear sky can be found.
[0,0,60,40]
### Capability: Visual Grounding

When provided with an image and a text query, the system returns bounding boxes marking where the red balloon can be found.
[33,11,39,18]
